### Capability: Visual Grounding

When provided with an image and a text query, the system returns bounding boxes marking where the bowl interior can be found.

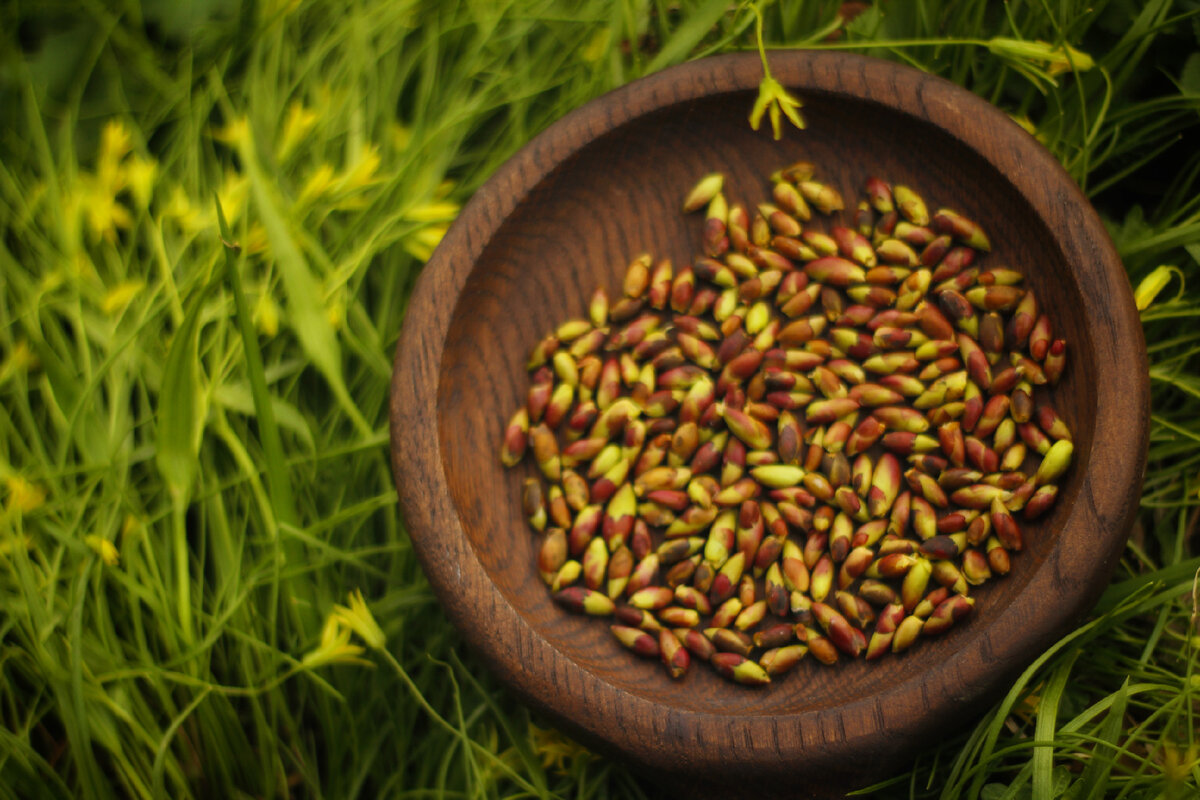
[435,88,1093,715]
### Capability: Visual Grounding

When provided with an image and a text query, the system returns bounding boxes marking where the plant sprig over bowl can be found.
[2,1,1199,798]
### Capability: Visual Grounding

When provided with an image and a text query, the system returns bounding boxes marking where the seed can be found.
[1035,440,1074,485]
[659,628,691,679]
[683,173,724,214]
[921,595,975,636]
[612,624,661,658]
[555,587,615,616]
[759,644,807,676]
[711,652,771,685]
[734,600,768,631]
[931,208,990,251]
[990,496,1023,551]
[706,627,754,658]
[798,181,844,214]
[1036,404,1073,442]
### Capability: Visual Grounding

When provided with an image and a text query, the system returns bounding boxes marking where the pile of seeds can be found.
[500,164,1074,686]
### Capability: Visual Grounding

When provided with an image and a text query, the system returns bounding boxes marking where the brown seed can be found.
[674,627,717,660]
[615,605,663,631]
[611,624,660,658]
[659,628,690,679]
[711,652,771,685]
[759,644,807,676]
[555,587,615,616]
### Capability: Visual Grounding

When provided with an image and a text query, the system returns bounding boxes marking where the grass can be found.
[0,0,1198,797]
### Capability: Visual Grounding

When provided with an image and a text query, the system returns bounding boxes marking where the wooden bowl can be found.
[390,52,1148,797]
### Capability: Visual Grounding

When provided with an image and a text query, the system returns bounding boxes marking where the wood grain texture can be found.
[390,52,1148,798]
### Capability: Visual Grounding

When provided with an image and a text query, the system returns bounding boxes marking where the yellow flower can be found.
[528,723,592,774]
[297,163,337,206]
[987,38,1095,80]
[1160,742,1199,786]
[1008,114,1052,146]
[403,224,448,262]
[582,28,611,63]
[84,534,119,567]
[749,75,806,141]
[97,120,132,193]
[162,185,205,232]
[212,116,251,147]
[405,201,459,223]
[326,296,345,331]
[5,476,46,513]
[1134,265,1183,311]
[277,101,319,162]
[125,155,158,210]
[0,340,39,383]
[301,616,371,668]
[255,290,280,337]
[217,169,249,224]
[339,144,381,192]
[100,280,145,315]
[332,590,387,650]
[79,177,133,243]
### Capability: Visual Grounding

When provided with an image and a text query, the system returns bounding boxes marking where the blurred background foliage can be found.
[1,1,1198,798]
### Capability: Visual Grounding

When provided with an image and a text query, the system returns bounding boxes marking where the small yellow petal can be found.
[403,224,448,262]
[98,120,132,191]
[769,102,782,140]
[1009,114,1038,135]
[1134,266,1183,311]
[749,86,772,132]
[254,290,280,337]
[163,185,205,231]
[326,296,345,330]
[528,723,592,774]
[217,169,249,223]
[277,101,319,162]
[1046,43,1095,76]
[302,616,370,668]
[339,144,381,191]
[81,179,133,243]
[332,589,387,650]
[125,155,158,210]
[582,28,611,63]
[298,163,337,206]
[404,202,459,223]
[5,477,46,513]
[213,116,251,146]
[84,534,120,566]
[101,280,144,315]
[987,38,1094,78]
[100,120,133,164]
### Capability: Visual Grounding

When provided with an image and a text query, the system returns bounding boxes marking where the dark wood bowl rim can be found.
[390,51,1148,775]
